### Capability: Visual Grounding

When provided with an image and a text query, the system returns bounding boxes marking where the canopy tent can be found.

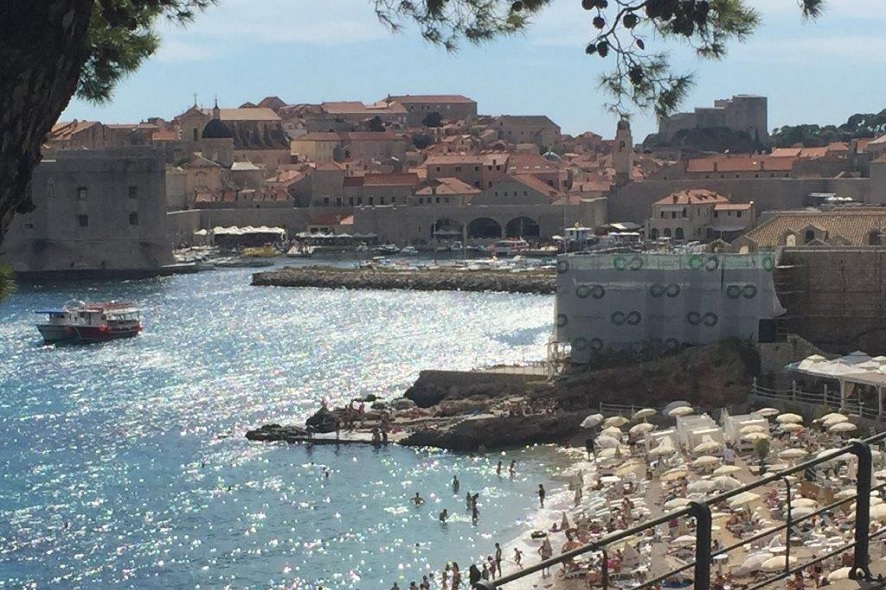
[787,351,886,417]
[211,225,287,247]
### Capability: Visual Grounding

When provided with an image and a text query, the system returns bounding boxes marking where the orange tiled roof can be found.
[414,177,479,195]
[205,108,280,122]
[654,189,730,206]
[506,153,560,174]
[387,94,475,104]
[741,208,886,247]
[424,154,487,166]
[508,175,564,201]
[714,203,753,211]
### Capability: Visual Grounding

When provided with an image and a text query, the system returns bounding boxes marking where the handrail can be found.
[474,432,886,590]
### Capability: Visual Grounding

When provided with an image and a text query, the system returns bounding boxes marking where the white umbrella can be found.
[792,498,818,508]
[603,416,630,428]
[669,406,694,417]
[740,552,772,572]
[663,400,691,415]
[791,505,817,518]
[828,567,852,581]
[672,534,696,545]
[692,455,721,467]
[729,491,761,507]
[755,408,779,418]
[665,497,692,510]
[713,476,742,490]
[780,423,804,432]
[601,426,623,438]
[649,443,678,457]
[662,467,689,482]
[776,413,803,424]
[688,480,718,493]
[629,423,655,436]
[595,435,620,449]
[693,440,722,454]
[835,488,858,499]
[741,424,767,434]
[713,465,742,476]
[761,556,797,572]
[743,431,769,442]
[597,447,618,460]
[632,408,656,421]
[616,460,646,479]
[580,413,604,429]
[819,412,848,423]
[871,503,886,522]
[779,448,808,460]
[830,422,857,433]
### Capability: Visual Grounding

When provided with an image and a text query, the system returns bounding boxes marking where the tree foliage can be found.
[79,0,215,103]
[771,109,886,148]
[422,111,444,127]
[375,0,825,117]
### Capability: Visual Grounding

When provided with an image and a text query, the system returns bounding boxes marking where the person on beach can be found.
[481,562,490,580]
[466,491,473,510]
[539,537,554,573]
[439,509,448,522]
[413,493,424,506]
[487,555,497,579]
[469,564,482,587]
[452,475,460,494]
[586,437,595,460]
[497,460,503,476]
[514,547,524,569]
[472,493,479,510]
[451,562,462,589]
[509,460,516,478]
[495,542,503,574]
[472,504,480,524]
[390,583,399,590]
[442,564,450,588]
[538,484,546,508]
[409,582,418,590]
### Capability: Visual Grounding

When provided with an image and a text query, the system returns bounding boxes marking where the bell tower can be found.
[614,119,634,187]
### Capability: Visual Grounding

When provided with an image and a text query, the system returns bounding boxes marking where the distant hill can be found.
[771,109,886,147]
[643,127,763,154]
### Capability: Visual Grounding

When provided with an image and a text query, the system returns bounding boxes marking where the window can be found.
[435,197,440,204]
[474,166,479,171]
[368,197,374,205]
[336,197,342,206]
[436,167,441,172]
[805,230,815,243]
[444,197,449,203]
[661,212,665,218]
[349,197,354,206]
[671,212,677,219]
[323,197,329,205]
[455,166,462,172]
[419,198,423,204]
[128,186,138,199]
[357,197,363,205]
[77,214,88,227]
[523,191,528,196]
[681,208,687,218]
[494,191,499,196]
[737,211,742,218]
[504,191,508,197]
[714,211,719,218]
[76,186,88,200]
[675,227,684,240]
[391,197,396,203]
[380,197,386,205]
[129,212,139,226]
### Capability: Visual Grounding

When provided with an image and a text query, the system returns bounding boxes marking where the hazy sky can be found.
[62,1,884,141]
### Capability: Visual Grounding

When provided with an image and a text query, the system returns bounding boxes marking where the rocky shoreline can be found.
[245,340,759,451]
[251,265,556,294]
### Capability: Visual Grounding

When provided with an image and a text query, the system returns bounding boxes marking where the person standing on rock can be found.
[495,542,503,574]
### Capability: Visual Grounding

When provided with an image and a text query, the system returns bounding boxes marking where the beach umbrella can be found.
[741,424,767,434]
[601,426,623,438]
[581,413,605,429]
[649,443,678,457]
[729,491,761,507]
[664,497,692,510]
[669,406,694,417]
[693,440,722,454]
[828,567,852,581]
[779,448,808,460]
[755,408,779,418]
[632,408,657,421]
[740,552,772,572]
[595,435,620,449]
[596,448,618,461]
[672,534,696,545]
[713,465,742,476]
[780,423,804,432]
[603,416,630,428]
[688,480,718,493]
[835,488,857,499]
[872,504,886,522]
[820,412,848,423]
[629,423,655,436]
[792,497,818,508]
[616,460,646,478]
[829,422,857,433]
[692,455,720,468]
[743,431,769,442]
[713,476,742,491]
[776,413,803,424]
[663,400,691,414]
[761,556,797,572]
[791,505,817,519]
[662,467,689,482]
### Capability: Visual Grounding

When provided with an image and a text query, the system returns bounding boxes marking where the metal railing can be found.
[475,432,886,590]
[751,380,882,421]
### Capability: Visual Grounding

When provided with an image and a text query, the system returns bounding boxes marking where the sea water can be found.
[0,262,570,589]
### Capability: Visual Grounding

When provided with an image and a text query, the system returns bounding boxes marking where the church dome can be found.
[201,118,233,139]
[542,151,562,162]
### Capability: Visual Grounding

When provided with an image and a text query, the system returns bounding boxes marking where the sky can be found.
[61,0,886,142]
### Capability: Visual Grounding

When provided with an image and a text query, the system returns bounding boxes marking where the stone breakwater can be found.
[251,265,556,294]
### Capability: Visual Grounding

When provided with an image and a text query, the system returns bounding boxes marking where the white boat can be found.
[490,238,530,257]
[399,246,419,256]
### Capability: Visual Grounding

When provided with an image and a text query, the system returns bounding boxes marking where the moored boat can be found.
[35,301,141,344]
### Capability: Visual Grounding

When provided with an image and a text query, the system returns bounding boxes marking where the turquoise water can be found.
[0,263,565,589]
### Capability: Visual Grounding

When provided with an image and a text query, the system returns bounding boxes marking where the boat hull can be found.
[36,324,141,345]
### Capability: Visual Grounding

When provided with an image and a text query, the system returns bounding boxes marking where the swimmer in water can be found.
[413,492,425,506]
[439,509,449,522]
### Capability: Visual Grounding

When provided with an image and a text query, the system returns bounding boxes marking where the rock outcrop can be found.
[252,266,556,294]
[245,423,309,442]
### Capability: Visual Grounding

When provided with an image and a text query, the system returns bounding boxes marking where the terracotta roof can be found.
[151,130,178,141]
[387,94,475,104]
[714,203,753,211]
[654,189,730,206]
[495,115,558,128]
[414,177,479,195]
[507,175,564,201]
[506,153,561,174]
[685,155,796,173]
[363,173,419,186]
[295,132,341,142]
[424,154,487,166]
[855,138,874,153]
[770,148,802,158]
[740,208,886,247]
[50,120,100,140]
[342,132,407,142]
[206,107,280,122]
[321,101,406,115]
